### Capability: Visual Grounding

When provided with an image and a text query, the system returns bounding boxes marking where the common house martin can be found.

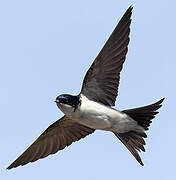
[7,6,164,169]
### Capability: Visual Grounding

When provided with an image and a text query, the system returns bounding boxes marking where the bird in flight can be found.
[7,6,164,169]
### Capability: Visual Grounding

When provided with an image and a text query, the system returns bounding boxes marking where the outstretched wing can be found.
[7,116,95,169]
[81,6,132,106]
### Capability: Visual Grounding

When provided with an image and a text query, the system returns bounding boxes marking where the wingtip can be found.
[6,165,12,170]
[136,155,144,166]
[6,163,16,170]
[126,5,133,20]
[157,98,165,105]
[129,5,133,10]
[127,5,133,13]
[6,159,23,170]
[150,98,165,108]
[161,97,165,102]
[140,162,144,166]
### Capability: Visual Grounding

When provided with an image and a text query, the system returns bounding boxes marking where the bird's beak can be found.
[54,100,59,103]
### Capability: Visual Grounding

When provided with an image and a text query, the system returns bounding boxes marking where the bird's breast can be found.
[71,95,124,130]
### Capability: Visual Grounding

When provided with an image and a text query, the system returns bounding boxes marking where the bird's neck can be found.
[73,95,80,111]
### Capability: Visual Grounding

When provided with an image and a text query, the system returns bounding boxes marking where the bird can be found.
[7,6,164,169]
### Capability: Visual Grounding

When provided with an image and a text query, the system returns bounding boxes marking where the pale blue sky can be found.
[1,0,175,179]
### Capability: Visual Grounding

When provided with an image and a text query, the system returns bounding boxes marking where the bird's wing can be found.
[7,116,95,169]
[81,6,132,106]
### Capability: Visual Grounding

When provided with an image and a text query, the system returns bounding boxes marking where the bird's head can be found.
[55,94,79,115]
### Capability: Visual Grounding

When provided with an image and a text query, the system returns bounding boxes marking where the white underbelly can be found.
[71,96,125,130]
[57,95,138,132]
[74,111,112,129]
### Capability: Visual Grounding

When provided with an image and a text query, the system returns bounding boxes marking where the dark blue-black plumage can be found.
[55,94,80,110]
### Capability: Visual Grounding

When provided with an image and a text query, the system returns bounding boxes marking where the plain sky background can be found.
[1,0,175,179]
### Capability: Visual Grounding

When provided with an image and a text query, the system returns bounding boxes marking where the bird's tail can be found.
[114,98,164,165]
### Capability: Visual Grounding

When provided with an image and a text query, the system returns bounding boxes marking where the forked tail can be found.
[114,98,164,165]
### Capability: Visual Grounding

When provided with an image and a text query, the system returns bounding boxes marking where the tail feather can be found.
[122,98,164,130]
[114,131,145,165]
[114,98,164,165]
